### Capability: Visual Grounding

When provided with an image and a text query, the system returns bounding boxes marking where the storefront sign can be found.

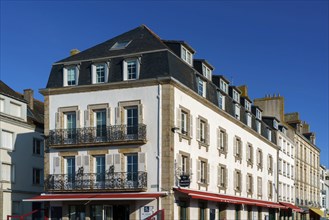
[179,175,190,187]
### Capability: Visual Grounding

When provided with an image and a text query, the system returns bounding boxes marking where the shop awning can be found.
[309,208,325,217]
[280,202,304,213]
[174,188,286,209]
[23,192,167,202]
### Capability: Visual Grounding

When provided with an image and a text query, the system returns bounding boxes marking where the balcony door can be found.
[95,155,105,188]
[126,154,138,188]
[95,110,106,140]
[125,107,138,138]
[66,157,75,189]
[65,112,76,142]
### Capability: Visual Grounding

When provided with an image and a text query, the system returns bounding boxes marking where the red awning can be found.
[280,202,304,213]
[174,188,286,209]
[23,192,166,202]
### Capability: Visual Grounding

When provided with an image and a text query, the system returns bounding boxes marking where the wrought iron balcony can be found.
[45,171,147,192]
[47,124,146,147]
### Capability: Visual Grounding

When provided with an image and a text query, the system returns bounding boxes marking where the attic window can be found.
[110,40,131,50]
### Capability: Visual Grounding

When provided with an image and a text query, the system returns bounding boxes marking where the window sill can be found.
[234,156,242,163]
[178,133,192,144]
[217,149,227,157]
[198,141,209,151]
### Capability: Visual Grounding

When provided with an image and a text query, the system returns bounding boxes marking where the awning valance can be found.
[309,208,326,217]
[23,192,166,202]
[280,202,304,213]
[174,187,286,209]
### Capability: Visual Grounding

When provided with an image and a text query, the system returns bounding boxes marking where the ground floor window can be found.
[69,205,85,220]
[258,207,262,220]
[199,202,206,220]
[218,203,227,220]
[247,206,252,220]
[235,205,241,220]
[179,201,188,220]
[209,208,215,220]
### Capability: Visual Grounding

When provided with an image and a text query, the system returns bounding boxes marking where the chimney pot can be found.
[70,49,80,56]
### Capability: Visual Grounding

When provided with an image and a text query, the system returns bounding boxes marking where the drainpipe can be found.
[156,83,162,211]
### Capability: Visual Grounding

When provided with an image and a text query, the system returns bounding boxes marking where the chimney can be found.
[70,49,80,56]
[23,89,34,110]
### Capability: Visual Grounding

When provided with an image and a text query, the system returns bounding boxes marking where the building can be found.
[25,25,310,219]
[254,95,321,220]
[0,81,44,219]
[320,165,329,219]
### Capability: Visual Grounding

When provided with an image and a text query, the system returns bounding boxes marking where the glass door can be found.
[104,206,113,220]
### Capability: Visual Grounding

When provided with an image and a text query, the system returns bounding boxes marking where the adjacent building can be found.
[0,81,44,219]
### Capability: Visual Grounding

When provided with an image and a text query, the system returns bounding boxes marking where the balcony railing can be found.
[47,124,146,147]
[45,171,147,192]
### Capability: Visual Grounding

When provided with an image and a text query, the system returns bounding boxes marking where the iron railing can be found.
[47,124,146,146]
[45,171,147,191]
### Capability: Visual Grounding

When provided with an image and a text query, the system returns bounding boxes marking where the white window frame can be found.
[257,177,262,196]
[234,137,242,159]
[123,58,140,80]
[234,170,242,192]
[92,63,109,84]
[217,92,225,110]
[217,164,227,188]
[202,64,212,80]
[10,102,21,118]
[181,45,193,65]
[247,112,252,127]
[220,79,228,93]
[1,163,15,183]
[247,173,253,194]
[1,130,14,151]
[256,109,262,120]
[233,90,240,103]
[256,120,261,134]
[63,65,79,86]
[257,149,263,169]
[197,77,206,97]
[245,100,251,111]
[235,104,240,120]
[267,128,272,141]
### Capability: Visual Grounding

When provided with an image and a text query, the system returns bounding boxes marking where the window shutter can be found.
[217,166,220,186]
[247,145,250,161]
[76,110,80,128]
[267,155,270,170]
[84,110,90,127]
[217,128,220,149]
[225,168,228,187]
[123,61,127,80]
[83,155,90,173]
[224,133,228,152]
[189,158,193,176]
[55,112,62,129]
[106,154,113,170]
[92,64,96,84]
[206,123,210,145]
[113,153,121,172]
[63,68,68,86]
[189,114,193,137]
[207,163,210,184]
[138,152,146,172]
[138,104,143,124]
[233,138,237,156]
[196,118,200,141]
[197,159,201,182]
[115,107,122,125]
[76,155,82,171]
[106,107,111,126]
[105,63,109,83]
[176,153,182,170]
[53,156,61,174]
[247,175,250,192]
[176,108,181,131]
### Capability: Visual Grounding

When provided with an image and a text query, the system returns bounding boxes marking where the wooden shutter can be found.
[189,158,193,176]
[55,112,62,129]
[115,107,122,125]
[76,110,80,128]
[197,159,201,182]
[138,152,146,172]
[176,153,181,170]
[138,104,143,124]
[196,118,200,141]
[176,108,181,131]
[224,132,228,152]
[83,155,90,173]
[207,163,210,184]
[106,154,113,170]
[53,156,61,174]
[113,153,121,172]
[76,155,82,171]
[106,107,111,126]
[206,122,210,145]
[217,128,220,149]
[189,114,193,137]
[84,109,90,127]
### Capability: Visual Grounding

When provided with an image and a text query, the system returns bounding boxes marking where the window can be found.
[234,137,242,160]
[247,206,252,220]
[110,40,131,50]
[199,202,206,220]
[197,159,208,184]
[202,64,212,80]
[66,157,76,183]
[234,104,240,119]
[197,77,206,97]
[181,46,193,65]
[267,128,272,141]
[65,112,77,142]
[234,170,242,192]
[268,181,273,198]
[256,109,262,120]
[95,156,105,182]
[1,130,14,150]
[245,100,251,111]
[197,117,209,145]
[33,168,43,185]
[217,128,227,153]
[33,138,43,155]
[10,102,21,118]
[246,144,253,165]
[123,59,140,80]
[267,154,273,173]
[273,120,278,129]
[235,205,241,220]
[246,173,253,194]
[92,63,109,84]
[279,159,282,174]
[2,163,15,182]
[283,161,286,176]
[246,112,252,127]
[291,165,294,179]
[217,164,227,189]
[256,121,261,134]
[217,92,225,110]
[125,106,138,136]
[287,163,290,177]
[126,154,138,182]
[63,66,79,86]
[257,149,263,169]
[181,111,188,135]
[0,99,4,112]
[179,201,188,220]
[233,90,240,103]
[257,177,262,196]
[220,79,228,93]
[177,152,191,176]
[95,110,107,138]
[181,155,188,175]
[176,107,192,137]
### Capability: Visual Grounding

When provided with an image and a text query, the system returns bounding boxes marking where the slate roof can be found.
[0,80,44,127]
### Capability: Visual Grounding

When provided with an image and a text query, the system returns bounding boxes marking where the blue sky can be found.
[1,1,328,166]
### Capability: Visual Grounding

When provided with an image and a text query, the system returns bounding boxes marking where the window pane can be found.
[2,130,13,150]
[96,64,105,83]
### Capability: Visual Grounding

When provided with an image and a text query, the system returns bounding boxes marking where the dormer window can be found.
[63,65,79,86]
[202,64,212,80]
[235,104,240,120]
[282,127,287,135]
[267,128,272,141]
[197,77,206,97]
[92,63,109,84]
[181,46,193,65]
[273,120,278,130]
[256,109,262,120]
[123,58,140,80]
[220,79,228,94]
[217,92,225,110]
[245,100,251,112]
[233,90,240,103]
[110,40,131,50]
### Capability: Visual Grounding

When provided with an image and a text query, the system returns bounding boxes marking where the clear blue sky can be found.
[1,1,328,166]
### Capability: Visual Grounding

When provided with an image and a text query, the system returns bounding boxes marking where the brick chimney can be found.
[23,89,34,110]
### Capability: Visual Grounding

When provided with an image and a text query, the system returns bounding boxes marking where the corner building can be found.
[27,25,297,219]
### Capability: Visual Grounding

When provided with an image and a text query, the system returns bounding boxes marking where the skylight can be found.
[110,40,131,50]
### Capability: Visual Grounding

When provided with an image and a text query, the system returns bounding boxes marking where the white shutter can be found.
[76,155,82,171]
[217,166,220,186]
[224,133,228,152]
[115,107,122,125]
[247,145,250,161]
[196,118,200,141]
[76,110,80,128]
[123,61,127,80]
[53,157,61,174]
[233,138,237,156]
[113,153,121,172]
[55,112,62,129]
[217,128,220,149]
[138,104,143,124]
[105,62,109,83]
[92,64,96,84]
[176,153,182,170]
[206,122,210,145]
[267,155,270,170]
[207,163,210,184]
[197,159,201,182]
[106,107,111,126]
[176,108,181,131]
[189,158,193,176]
[106,154,113,170]
[83,155,90,173]
[189,114,193,137]
[84,110,90,127]
[247,175,250,192]
[138,152,146,172]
